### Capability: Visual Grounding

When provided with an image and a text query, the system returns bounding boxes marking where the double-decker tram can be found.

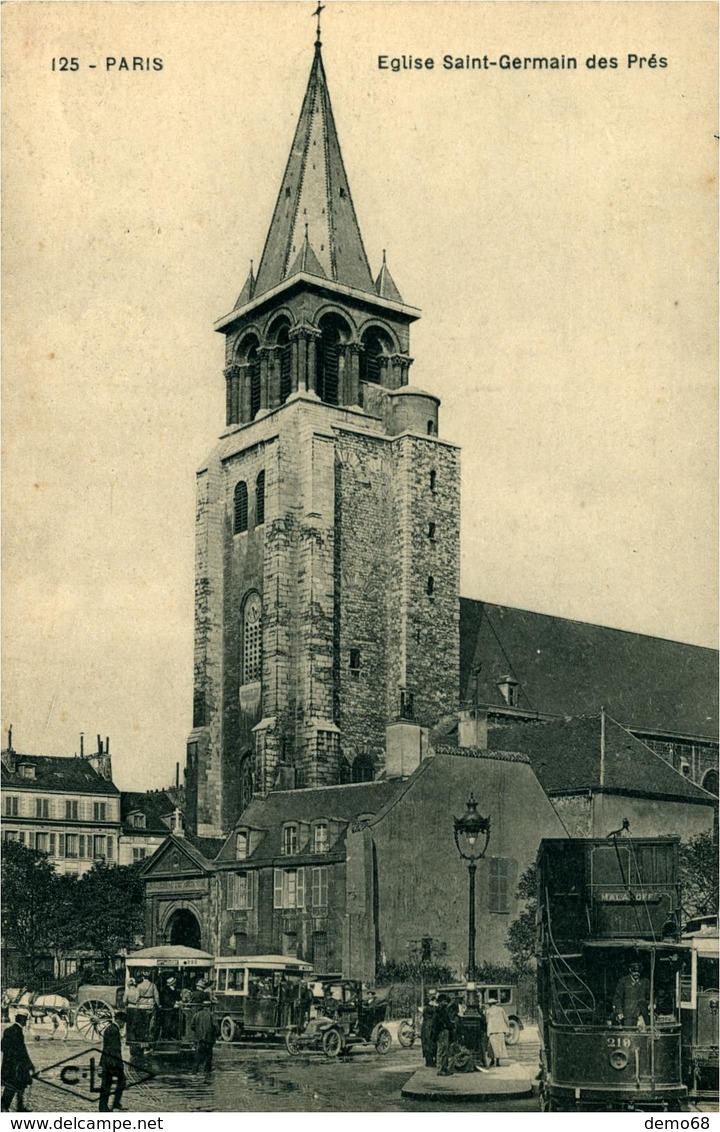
[537,836,690,1111]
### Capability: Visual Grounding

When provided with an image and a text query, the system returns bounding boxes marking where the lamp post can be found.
[453,793,491,982]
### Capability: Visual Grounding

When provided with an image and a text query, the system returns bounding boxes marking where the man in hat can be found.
[190,994,216,1073]
[434,994,459,1076]
[614,960,651,1029]
[1,1012,35,1112]
[159,976,180,1039]
[420,990,439,1067]
[98,1011,126,1112]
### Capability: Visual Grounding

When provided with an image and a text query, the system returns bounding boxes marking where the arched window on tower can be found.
[316,314,350,405]
[242,592,262,684]
[255,470,265,526]
[278,324,292,404]
[238,754,253,813]
[249,345,261,419]
[234,481,248,534]
[359,327,393,385]
[351,751,374,783]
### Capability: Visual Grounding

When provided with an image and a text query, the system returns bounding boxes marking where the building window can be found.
[426,576,435,597]
[5,796,19,817]
[680,759,690,778]
[316,317,343,405]
[19,763,35,780]
[93,836,106,859]
[106,838,113,860]
[235,831,248,860]
[429,469,436,492]
[311,866,328,908]
[234,481,249,534]
[428,522,436,541]
[35,798,50,819]
[351,752,374,783]
[313,823,329,854]
[249,349,261,419]
[65,800,79,821]
[65,834,79,859]
[239,753,253,814]
[193,689,206,729]
[427,420,436,436]
[35,832,50,853]
[497,677,519,707]
[274,867,305,909]
[242,592,262,683]
[282,824,298,856]
[133,847,147,863]
[312,930,328,972]
[49,833,56,856]
[489,857,510,913]
[702,769,719,796]
[229,872,253,910]
[129,812,146,829]
[255,470,265,526]
[78,835,87,858]
[94,802,107,821]
[349,649,361,679]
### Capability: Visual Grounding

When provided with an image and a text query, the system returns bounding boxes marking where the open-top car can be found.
[285,979,392,1057]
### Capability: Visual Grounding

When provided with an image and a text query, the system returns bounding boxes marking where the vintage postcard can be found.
[2,0,717,1120]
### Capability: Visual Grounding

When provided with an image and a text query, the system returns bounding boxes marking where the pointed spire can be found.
[375,249,403,303]
[287,225,327,281]
[253,37,375,299]
[235,260,255,308]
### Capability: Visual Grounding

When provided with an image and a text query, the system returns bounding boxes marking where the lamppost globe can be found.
[453,793,491,985]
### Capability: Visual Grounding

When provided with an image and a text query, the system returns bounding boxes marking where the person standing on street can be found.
[191,994,216,1073]
[98,1011,126,1112]
[1,1012,35,1112]
[485,1001,511,1067]
[434,995,458,1076]
[420,990,439,1067]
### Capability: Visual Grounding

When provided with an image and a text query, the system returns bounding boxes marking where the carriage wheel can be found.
[375,1026,392,1055]
[322,1027,344,1057]
[397,1020,415,1048]
[220,1016,236,1043]
[285,1028,302,1056]
[75,1000,114,1039]
[506,1018,521,1046]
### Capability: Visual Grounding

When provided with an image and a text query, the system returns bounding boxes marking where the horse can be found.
[2,989,74,1038]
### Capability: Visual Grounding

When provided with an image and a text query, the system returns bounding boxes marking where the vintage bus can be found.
[213,954,313,1041]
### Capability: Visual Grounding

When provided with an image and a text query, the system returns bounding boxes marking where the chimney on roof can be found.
[80,732,85,757]
[85,734,113,782]
[8,725,13,753]
[458,708,488,750]
[170,807,185,837]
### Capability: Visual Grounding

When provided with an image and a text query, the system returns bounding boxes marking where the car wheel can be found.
[322,1027,344,1057]
[506,1018,522,1046]
[397,1020,415,1048]
[285,1028,302,1055]
[220,1016,236,1042]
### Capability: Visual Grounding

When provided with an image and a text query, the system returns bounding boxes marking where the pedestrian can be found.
[98,1011,126,1112]
[485,1001,511,1066]
[420,990,439,1067]
[1,1012,35,1112]
[614,961,651,1030]
[434,994,458,1077]
[133,971,159,1045]
[159,976,180,1039]
[191,994,216,1073]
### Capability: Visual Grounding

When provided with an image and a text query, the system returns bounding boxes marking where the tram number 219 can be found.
[607,1037,631,1048]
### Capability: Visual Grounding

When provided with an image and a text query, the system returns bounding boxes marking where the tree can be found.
[1,842,59,979]
[506,864,538,974]
[679,830,719,920]
[75,862,146,964]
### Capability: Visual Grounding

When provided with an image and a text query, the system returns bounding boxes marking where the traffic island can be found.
[401,1060,534,1101]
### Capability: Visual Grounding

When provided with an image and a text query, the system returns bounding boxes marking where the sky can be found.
[2,2,717,791]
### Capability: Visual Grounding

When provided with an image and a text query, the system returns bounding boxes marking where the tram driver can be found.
[613,961,651,1029]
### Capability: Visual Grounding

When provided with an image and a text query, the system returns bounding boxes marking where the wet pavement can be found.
[15,1023,542,1113]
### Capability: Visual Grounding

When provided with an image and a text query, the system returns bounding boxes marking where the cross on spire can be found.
[313,3,325,47]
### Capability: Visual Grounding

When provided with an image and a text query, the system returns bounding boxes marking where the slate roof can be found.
[121,790,176,835]
[1,751,119,796]
[253,43,375,299]
[460,598,718,741]
[486,715,716,804]
[216,779,408,863]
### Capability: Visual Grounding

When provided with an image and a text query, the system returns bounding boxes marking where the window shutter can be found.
[58,834,65,856]
[49,833,56,856]
[106,837,114,860]
[248,871,255,910]
[78,835,85,858]
[296,867,305,909]
[273,868,283,909]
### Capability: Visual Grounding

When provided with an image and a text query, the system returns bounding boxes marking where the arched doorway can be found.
[166,908,201,950]
[702,769,718,797]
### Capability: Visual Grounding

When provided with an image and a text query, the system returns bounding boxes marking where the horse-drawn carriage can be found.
[2,988,74,1037]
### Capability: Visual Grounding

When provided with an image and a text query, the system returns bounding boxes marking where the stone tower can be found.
[187,28,460,838]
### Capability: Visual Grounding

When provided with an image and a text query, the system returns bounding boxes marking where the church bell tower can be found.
[186,20,460,837]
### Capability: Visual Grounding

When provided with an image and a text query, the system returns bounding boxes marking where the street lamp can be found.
[453,793,491,982]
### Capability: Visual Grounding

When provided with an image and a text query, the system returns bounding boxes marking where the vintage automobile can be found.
[435,982,524,1044]
[285,979,393,1057]
[214,954,313,1041]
